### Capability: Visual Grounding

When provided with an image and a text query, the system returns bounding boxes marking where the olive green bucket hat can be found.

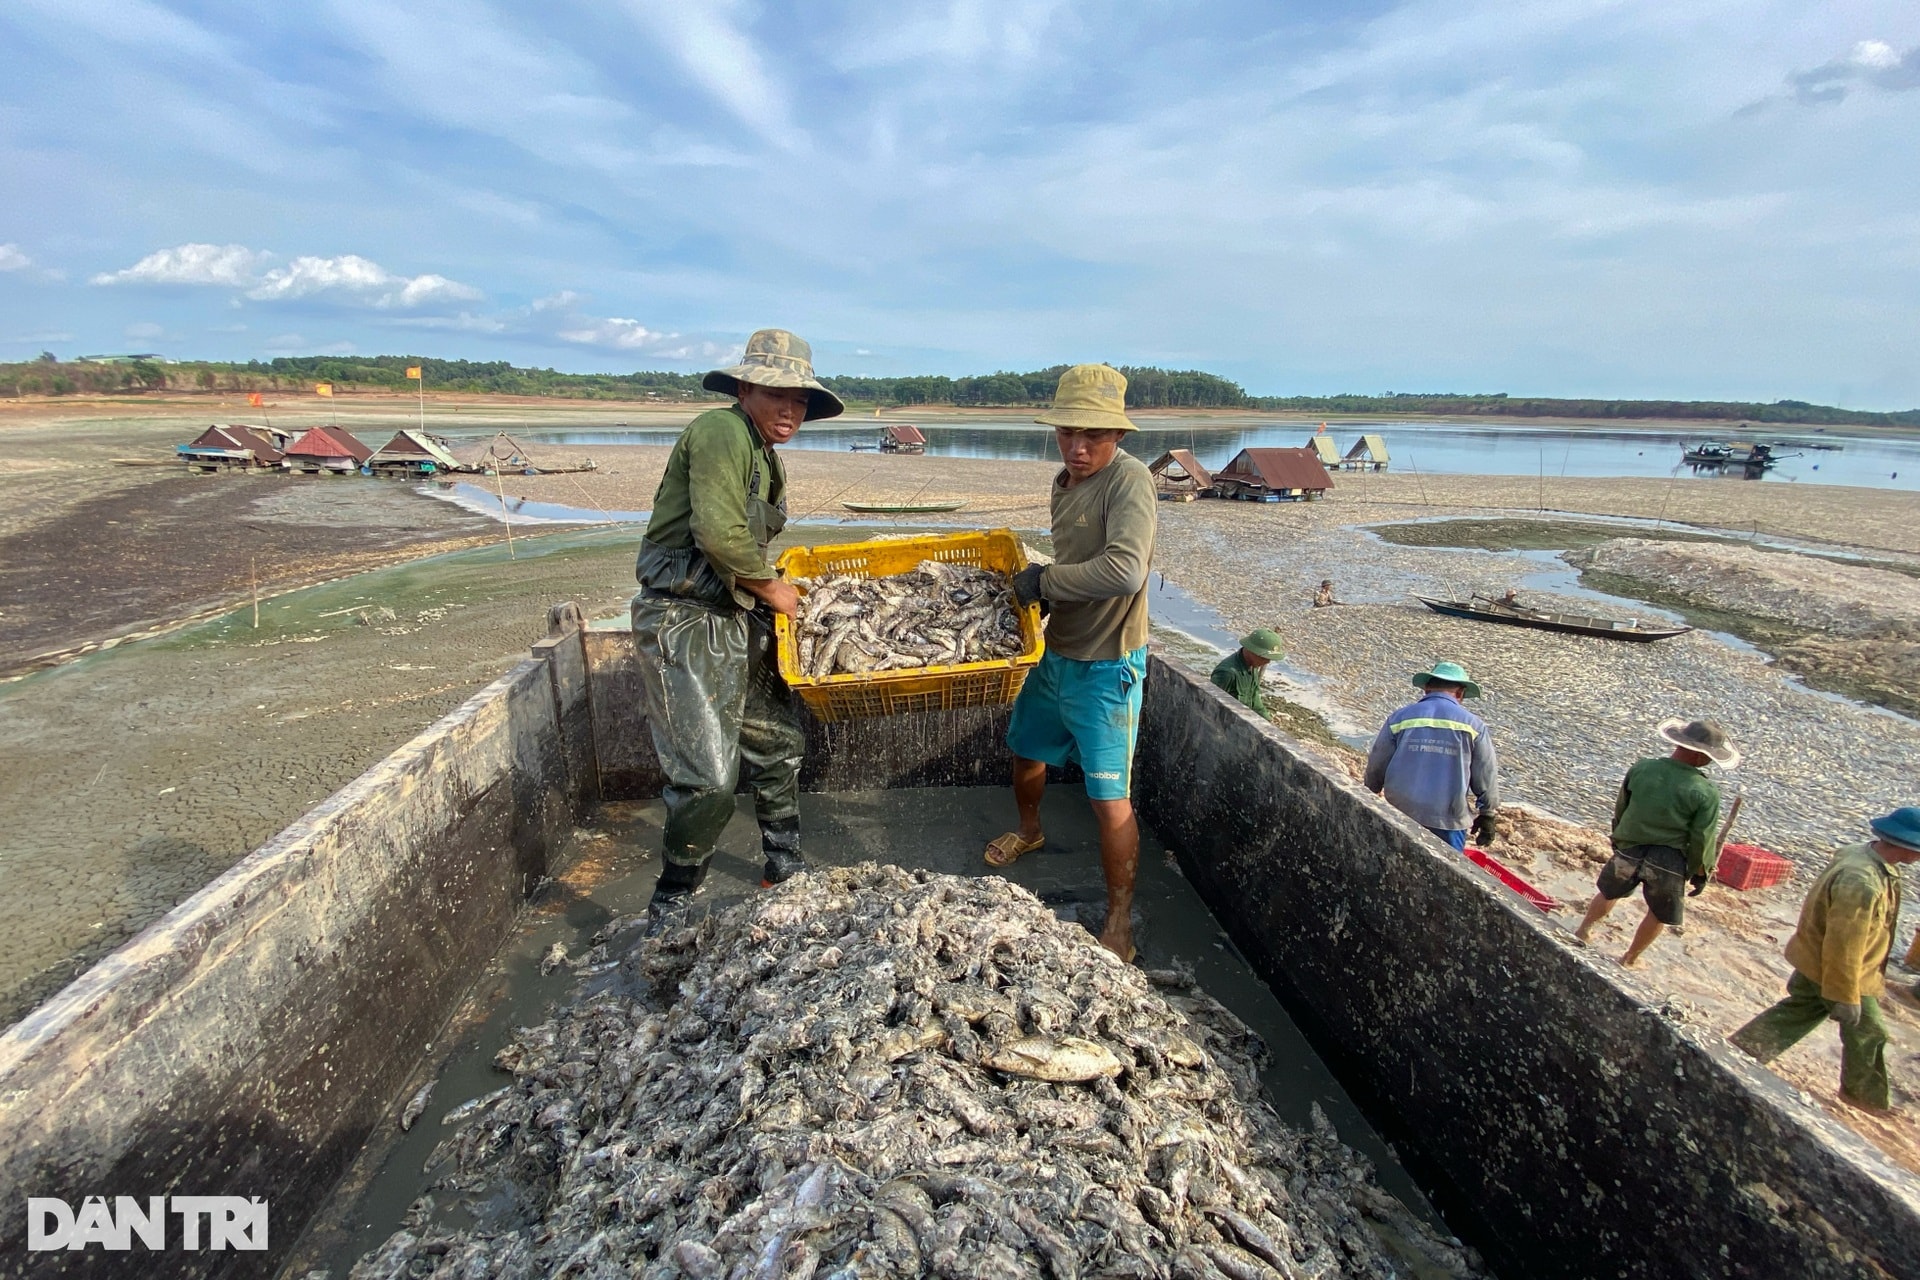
[703,328,845,421]
[1413,659,1481,699]
[1035,363,1137,432]
[1241,629,1285,660]
[1657,718,1740,767]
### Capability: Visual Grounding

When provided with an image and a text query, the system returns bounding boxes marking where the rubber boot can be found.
[760,816,807,888]
[645,859,709,937]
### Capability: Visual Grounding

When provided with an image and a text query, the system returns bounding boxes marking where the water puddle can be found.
[426,481,649,524]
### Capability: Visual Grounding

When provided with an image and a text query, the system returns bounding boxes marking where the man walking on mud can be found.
[1731,807,1920,1114]
[631,330,844,931]
[1573,718,1734,967]
[1363,660,1500,852]
[984,364,1157,962]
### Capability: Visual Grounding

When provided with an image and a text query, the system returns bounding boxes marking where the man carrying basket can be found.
[632,329,843,931]
[987,364,1158,962]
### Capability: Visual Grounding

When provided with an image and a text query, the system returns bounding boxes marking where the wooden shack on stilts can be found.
[1148,449,1213,501]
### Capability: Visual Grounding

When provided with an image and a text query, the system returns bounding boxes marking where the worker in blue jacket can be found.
[1363,660,1501,851]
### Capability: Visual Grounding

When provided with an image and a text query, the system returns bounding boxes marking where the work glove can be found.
[1470,810,1498,847]
[1012,564,1046,609]
[1687,873,1708,897]
[1829,1001,1862,1029]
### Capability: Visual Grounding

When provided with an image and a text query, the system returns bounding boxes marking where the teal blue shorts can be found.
[1005,646,1147,801]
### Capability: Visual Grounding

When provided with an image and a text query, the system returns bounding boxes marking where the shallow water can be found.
[298,787,1455,1274]
[448,418,1920,489]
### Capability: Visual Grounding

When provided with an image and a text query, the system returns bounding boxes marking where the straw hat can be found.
[1657,718,1740,767]
[1413,659,1481,699]
[1035,364,1137,432]
[702,329,845,421]
[1240,629,1285,661]
[1869,806,1920,851]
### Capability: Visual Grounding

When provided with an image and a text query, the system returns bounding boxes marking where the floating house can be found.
[177,424,286,472]
[879,424,926,454]
[1342,433,1390,471]
[1306,435,1341,466]
[283,425,373,474]
[1211,447,1333,501]
[1148,449,1213,501]
[368,429,460,478]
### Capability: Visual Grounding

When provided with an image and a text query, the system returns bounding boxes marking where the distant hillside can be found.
[2,353,1915,427]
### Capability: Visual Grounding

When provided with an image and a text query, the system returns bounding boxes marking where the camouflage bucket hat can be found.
[1035,363,1137,432]
[703,329,846,421]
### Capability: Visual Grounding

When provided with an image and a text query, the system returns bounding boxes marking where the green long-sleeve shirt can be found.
[1038,453,1156,660]
[643,406,785,603]
[1210,650,1266,714]
[1610,755,1722,876]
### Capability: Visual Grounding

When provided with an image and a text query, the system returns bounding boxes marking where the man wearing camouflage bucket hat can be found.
[632,329,844,932]
[987,364,1157,963]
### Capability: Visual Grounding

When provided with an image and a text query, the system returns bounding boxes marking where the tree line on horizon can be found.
[2,351,1915,427]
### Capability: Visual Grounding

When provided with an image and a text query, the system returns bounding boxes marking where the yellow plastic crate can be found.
[774,529,1044,722]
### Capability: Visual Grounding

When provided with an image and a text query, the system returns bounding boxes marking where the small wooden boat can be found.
[840,499,968,514]
[1412,594,1691,642]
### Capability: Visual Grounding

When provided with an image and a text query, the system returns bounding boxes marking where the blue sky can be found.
[2,1,1917,406]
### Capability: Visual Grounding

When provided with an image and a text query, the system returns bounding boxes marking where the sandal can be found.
[984,831,1045,868]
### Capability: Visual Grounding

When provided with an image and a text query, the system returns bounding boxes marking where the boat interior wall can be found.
[1134,656,1920,1280]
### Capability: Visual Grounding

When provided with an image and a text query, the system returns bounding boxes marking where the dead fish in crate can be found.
[792,559,1027,678]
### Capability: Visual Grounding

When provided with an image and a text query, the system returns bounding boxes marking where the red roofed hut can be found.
[1148,449,1213,501]
[284,425,373,474]
[177,424,286,472]
[879,423,926,454]
[1211,447,1333,502]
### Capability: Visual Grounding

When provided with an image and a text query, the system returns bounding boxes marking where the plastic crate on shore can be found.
[1715,842,1793,891]
[773,529,1044,722]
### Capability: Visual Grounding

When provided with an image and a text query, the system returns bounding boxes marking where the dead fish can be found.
[795,563,1025,678]
[397,1080,434,1132]
[979,1035,1124,1082]
[439,1085,511,1126]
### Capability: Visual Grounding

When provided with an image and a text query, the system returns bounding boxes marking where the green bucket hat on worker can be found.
[1413,660,1481,699]
[703,329,846,421]
[1035,363,1137,432]
[1240,629,1284,661]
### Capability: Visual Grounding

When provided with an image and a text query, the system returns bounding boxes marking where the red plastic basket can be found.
[1715,843,1793,891]
[1464,846,1561,913]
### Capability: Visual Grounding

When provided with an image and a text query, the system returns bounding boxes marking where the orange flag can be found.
[405,366,422,380]
[1316,422,1326,433]
[247,392,264,408]
[314,383,333,397]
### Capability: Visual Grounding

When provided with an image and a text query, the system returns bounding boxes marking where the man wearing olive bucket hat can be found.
[1731,807,1920,1113]
[1363,660,1501,852]
[1573,718,1734,967]
[632,329,844,932]
[986,364,1157,963]
[1211,629,1285,715]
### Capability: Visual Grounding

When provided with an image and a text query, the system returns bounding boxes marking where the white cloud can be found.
[531,290,584,312]
[0,244,30,272]
[1787,38,1920,103]
[556,315,735,361]
[245,253,481,307]
[91,242,265,287]
[618,0,802,150]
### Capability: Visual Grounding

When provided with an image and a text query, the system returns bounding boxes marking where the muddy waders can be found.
[1731,971,1892,1110]
[632,481,803,929]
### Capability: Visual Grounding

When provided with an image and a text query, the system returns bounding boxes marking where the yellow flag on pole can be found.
[405,366,422,380]
[315,383,333,397]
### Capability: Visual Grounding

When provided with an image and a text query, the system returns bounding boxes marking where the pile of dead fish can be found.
[792,560,1027,677]
[351,866,1483,1279]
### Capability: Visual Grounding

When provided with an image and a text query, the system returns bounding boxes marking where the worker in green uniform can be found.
[1210,630,1283,715]
[632,330,843,931]
[1573,718,1734,966]
[1731,808,1920,1113]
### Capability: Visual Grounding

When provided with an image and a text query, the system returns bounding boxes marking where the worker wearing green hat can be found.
[1210,629,1284,715]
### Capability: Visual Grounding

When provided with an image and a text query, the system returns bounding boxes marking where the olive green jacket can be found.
[1210,650,1266,714]
[1610,756,1722,876]
[1784,843,1903,1005]
[643,406,785,603]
